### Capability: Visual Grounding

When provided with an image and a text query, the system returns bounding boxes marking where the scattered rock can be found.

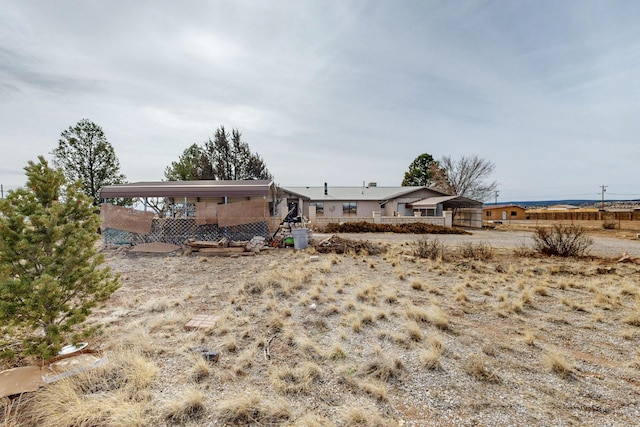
[246,236,267,253]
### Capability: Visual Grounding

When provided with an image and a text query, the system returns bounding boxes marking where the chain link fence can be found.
[102,218,271,245]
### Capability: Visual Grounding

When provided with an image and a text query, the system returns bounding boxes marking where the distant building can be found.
[483,204,527,222]
[546,204,581,211]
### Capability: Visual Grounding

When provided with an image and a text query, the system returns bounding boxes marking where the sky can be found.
[1,1,639,202]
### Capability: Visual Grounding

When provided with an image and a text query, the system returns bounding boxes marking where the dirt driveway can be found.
[313,229,640,258]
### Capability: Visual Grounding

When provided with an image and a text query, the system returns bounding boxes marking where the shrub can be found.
[532,224,593,257]
[325,221,467,234]
[412,237,445,260]
[459,241,493,260]
[602,220,617,230]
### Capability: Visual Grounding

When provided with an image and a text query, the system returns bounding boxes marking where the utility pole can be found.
[600,185,607,210]
[494,190,499,205]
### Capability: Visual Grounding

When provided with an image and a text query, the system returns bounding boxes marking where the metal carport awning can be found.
[409,195,483,209]
[100,180,274,199]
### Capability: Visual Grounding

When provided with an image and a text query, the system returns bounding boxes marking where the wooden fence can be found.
[526,211,640,221]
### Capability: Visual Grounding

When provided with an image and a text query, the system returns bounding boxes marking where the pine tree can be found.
[52,119,127,206]
[402,153,437,187]
[165,126,272,181]
[0,156,120,359]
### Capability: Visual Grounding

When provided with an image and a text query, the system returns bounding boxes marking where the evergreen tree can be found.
[0,156,120,359]
[52,119,127,205]
[165,126,272,181]
[164,143,209,181]
[402,153,437,186]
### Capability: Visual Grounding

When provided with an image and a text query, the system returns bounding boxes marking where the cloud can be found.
[0,1,638,201]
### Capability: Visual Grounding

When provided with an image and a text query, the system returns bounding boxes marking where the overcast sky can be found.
[1,1,639,202]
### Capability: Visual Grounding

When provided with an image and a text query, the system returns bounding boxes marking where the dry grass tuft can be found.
[271,361,322,394]
[522,330,535,346]
[534,285,549,296]
[355,282,379,304]
[216,392,291,425]
[561,298,588,312]
[16,348,158,427]
[405,320,423,342]
[293,336,326,360]
[623,312,640,327]
[420,335,444,370]
[342,406,399,426]
[405,303,450,330]
[164,387,206,423]
[455,289,469,303]
[116,324,155,355]
[545,350,575,378]
[382,288,400,304]
[358,356,403,382]
[187,352,212,382]
[328,342,347,360]
[357,379,388,401]
[463,355,500,383]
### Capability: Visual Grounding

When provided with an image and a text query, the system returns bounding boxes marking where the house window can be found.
[342,201,357,215]
[310,202,324,215]
[486,211,492,217]
[511,211,517,217]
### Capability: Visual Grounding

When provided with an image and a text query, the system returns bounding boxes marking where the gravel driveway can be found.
[313,229,640,258]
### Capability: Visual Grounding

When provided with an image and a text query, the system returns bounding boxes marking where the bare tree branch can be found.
[438,155,498,201]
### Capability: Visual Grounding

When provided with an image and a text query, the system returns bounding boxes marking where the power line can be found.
[600,185,608,209]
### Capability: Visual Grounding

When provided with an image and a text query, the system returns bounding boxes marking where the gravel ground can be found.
[7,229,639,426]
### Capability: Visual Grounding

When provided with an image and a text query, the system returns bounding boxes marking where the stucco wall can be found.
[483,207,527,221]
[312,213,452,230]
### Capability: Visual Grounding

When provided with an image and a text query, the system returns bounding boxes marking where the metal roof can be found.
[282,186,449,201]
[100,180,274,199]
[410,195,459,208]
[410,195,483,208]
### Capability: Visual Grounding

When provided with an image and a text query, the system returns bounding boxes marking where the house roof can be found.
[410,196,458,208]
[483,204,526,210]
[100,180,274,199]
[281,186,449,201]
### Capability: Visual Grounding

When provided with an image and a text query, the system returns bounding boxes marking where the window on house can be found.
[486,211,492,217]
[342,201,357,214]
[310,202,324,215]
[511,211,517,217]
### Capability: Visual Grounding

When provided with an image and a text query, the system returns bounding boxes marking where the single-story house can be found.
[483,204,527,221]
[280,183,483,228]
